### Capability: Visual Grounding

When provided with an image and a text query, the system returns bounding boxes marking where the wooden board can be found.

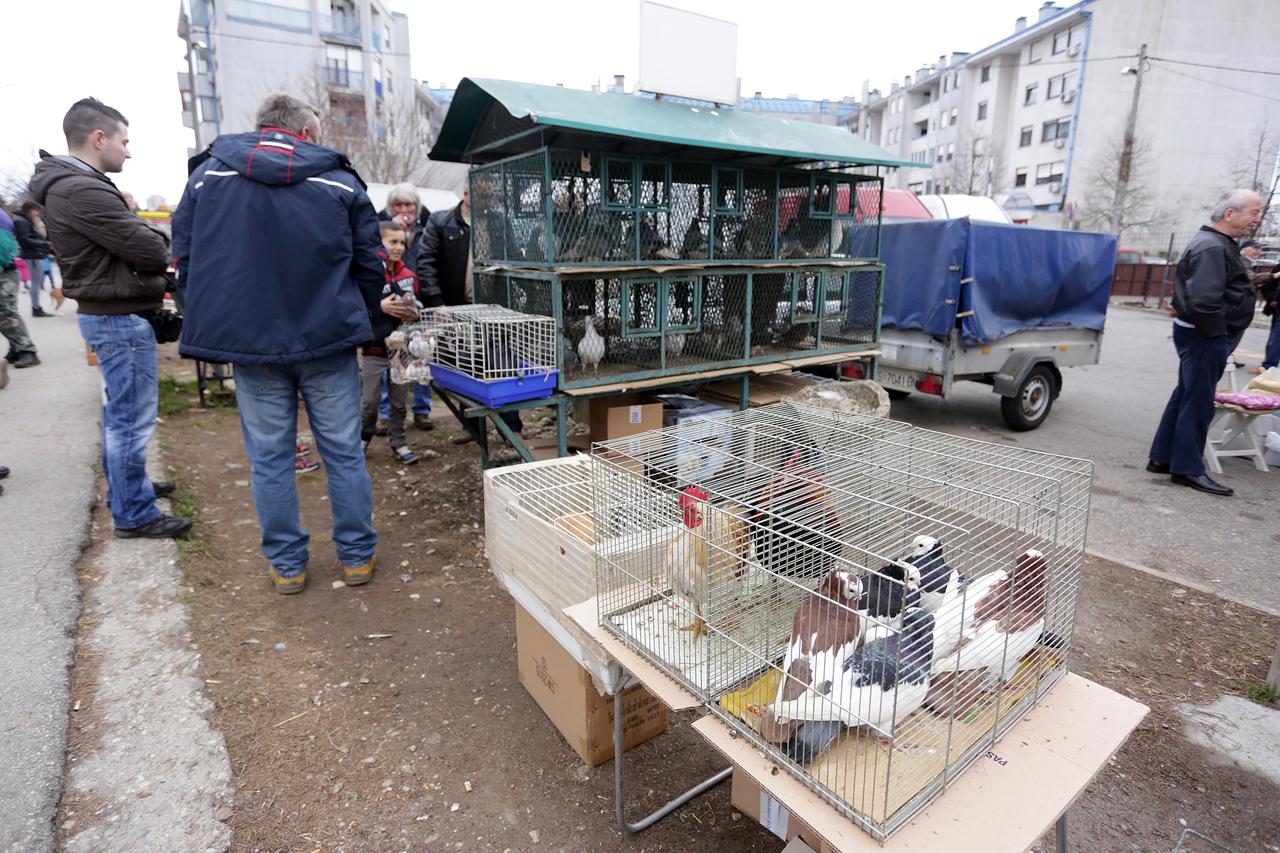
[782,350,880,369]
[694,673,1147,852]
[564,598,703,711]
[559,363,786,397]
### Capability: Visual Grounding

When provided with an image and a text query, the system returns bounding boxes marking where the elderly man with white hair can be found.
[1147,188,1262,497]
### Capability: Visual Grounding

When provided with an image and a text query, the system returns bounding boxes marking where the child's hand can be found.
[381,294,418,320]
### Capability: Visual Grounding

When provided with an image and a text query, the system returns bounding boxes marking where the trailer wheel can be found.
[1000,365,1056,431]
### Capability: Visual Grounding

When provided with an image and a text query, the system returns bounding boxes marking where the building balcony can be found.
[323,65,364,90]
[371,31,382,51]
[226,0,311,32]
[319,13,361,44]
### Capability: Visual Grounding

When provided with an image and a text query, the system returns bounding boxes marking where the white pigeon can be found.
[577,316,605,372]
[929,549,1049,682]
[665,331,686,360]
[779,608,936,763]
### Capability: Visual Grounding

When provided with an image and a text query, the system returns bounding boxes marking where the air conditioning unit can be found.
[1048,181,1063,194]
[1062,89,1076,103]
[1054,138,1067,149]
[1067,43,1082,57]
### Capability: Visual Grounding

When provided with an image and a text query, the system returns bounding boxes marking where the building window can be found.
[1035,161,1065,185]
[943,76,949,93]
[199,95,220,123]
[1024,83,1038,105]
[946,142,955,162]
[981,64,991,83]
[324,44,363,88]
[1029,39,1044,63]
[1014,167,1028,187]
[227,0,312,31]
[1019,126,1033,147]
[953,73,960,90]
[935,147,943,163]
[1052,26,1079,55]
[977,101,988,121]
[1041,117,1071,142]
[950,107,958,125]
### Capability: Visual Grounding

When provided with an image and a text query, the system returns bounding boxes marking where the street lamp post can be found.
[1111,43,1148,234]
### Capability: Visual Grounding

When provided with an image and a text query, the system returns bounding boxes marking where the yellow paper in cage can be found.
[718,669,781,720]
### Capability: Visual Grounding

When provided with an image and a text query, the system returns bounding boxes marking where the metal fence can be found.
[591,402,1093,841]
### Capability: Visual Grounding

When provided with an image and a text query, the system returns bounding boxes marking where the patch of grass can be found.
[1230,678,1279,706]
[158,377,198,417]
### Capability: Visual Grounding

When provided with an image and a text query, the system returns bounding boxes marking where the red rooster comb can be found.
[679,485,709,508]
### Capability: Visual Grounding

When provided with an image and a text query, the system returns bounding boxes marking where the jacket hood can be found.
[29,152,114,204]
[208,130,357,187]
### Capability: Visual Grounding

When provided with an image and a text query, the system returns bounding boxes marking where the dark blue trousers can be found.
[1149,323,1235,476]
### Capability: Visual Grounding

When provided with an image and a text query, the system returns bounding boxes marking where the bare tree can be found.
[1079,127,1167,241]
[935,133,1008,197]
[0,150,40,210]
[296,71,456,188]
[1223,122,1280,236]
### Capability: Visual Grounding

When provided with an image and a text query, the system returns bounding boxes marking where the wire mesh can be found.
[591,401,1092,841]
[418,304,556,382]
[476,268,882,388]
[469,149,883,265]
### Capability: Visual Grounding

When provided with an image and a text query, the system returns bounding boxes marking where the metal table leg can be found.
[613,677,731,833]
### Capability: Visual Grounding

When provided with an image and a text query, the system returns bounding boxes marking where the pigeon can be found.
[858,561,922,627]
[780,607,936,764]
[665,331,686,360]
[758,569,863,745]
[902,535,966,614]
[577,316,605,373]
[929,549,1050,683]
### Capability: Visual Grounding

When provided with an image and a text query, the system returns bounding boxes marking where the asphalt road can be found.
[0,308,101,851]
[886,304,1280,615]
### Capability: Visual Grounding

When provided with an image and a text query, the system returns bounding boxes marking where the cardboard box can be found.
[587,393,664,444]
[702,371,826,407]
[514,604,668,767]
[731,768,829,851]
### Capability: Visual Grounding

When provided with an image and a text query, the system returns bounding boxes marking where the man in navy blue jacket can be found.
[173,93,384,594]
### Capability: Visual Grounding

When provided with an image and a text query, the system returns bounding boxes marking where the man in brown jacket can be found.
[28,97,191,538]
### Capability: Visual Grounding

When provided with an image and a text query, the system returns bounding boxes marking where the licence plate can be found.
[877,367,917,391]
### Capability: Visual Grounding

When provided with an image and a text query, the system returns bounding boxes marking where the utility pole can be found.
[1111,43,1147,234]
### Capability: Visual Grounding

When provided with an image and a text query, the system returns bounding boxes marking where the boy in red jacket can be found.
[360,222,421,463]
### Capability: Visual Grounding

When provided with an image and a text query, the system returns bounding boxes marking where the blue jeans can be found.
[233,350,377,578]
[379,375,431,418]
[1264,315,1280,369]
[78,314,161,529]
[1149,323,1235,477]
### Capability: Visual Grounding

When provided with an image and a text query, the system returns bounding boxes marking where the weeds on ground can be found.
[158,377,198,416]
[1229,678,1279,706]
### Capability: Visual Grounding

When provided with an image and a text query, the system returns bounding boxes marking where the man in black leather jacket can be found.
[1147,189,1262,497]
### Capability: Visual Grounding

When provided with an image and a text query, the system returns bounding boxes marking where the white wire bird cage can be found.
[590,401,1093,841]
[419,304,559,405]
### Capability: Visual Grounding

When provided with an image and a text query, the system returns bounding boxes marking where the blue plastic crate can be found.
[430,363,559,406]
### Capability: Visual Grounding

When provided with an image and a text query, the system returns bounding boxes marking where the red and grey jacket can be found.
[363,253,419,356]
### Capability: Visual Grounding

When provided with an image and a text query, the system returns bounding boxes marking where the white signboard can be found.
[637,1,738,106]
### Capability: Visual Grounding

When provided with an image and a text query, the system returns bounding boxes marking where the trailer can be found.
[853,218,1116,430]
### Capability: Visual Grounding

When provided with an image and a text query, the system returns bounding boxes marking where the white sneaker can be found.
[394,446,418,465]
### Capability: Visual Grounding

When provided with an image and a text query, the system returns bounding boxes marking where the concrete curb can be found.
[59,450,233,850]
[1086,548,1280,619]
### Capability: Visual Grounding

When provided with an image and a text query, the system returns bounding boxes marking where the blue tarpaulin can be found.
[879,219,1116,345]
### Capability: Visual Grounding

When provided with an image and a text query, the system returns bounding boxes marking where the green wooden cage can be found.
[429,78,919,390]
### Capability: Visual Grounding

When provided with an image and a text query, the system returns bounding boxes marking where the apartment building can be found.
[176,0,439,157]
[854,0,1280,236]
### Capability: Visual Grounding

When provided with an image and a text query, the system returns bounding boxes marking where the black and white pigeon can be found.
[903,535,967,614]
[780,607,936,764]
[858,561,922,628]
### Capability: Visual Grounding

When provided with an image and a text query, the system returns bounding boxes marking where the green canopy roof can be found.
[429,77,920,169]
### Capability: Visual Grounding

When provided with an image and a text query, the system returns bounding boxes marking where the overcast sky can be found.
[0,0,1036,204]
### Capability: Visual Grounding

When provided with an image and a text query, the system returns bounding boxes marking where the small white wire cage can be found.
[420,304,557,382]
[590,401,1093,841]
[386,325,438,385]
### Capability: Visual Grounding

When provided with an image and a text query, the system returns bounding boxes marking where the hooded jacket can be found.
[28,153,171,315]
[171,129,384,364]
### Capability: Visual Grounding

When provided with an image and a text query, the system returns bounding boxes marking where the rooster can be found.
[665,485,754,640]
[750,448,842,586]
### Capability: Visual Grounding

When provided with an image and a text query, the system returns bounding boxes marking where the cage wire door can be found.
[591,402,1092,841]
